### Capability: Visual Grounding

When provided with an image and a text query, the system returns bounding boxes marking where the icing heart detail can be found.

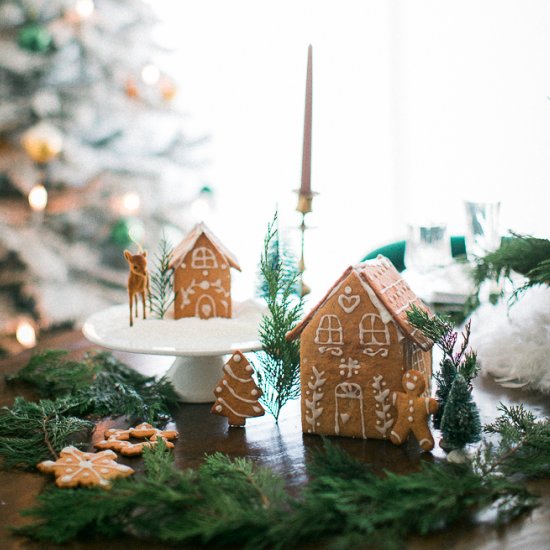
[340,413,350,424]
[338,294,360,313]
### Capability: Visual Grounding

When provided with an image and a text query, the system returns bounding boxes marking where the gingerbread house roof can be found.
[286,255,433,351]
[169,222,241,271]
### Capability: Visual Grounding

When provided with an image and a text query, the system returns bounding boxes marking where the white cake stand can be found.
[82,299,266,403]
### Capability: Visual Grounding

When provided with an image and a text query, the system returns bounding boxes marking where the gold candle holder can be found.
[295,191,317,297]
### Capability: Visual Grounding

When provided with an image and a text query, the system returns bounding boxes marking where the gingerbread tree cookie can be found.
[37,446,134,488]
[95,423,178,456]
[211,351,265,427]
[389,370,438,451]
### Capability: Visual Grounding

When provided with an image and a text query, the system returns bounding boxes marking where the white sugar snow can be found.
[83,299,266,355]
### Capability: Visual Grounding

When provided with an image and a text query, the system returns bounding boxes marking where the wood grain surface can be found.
[0,331,549,550]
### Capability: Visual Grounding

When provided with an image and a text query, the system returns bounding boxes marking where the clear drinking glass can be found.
[464,200,501,259]
[405,223,451,272]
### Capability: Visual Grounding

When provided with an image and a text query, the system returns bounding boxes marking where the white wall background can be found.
[152,0,550,301]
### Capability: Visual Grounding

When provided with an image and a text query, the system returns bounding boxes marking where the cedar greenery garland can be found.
[255,213,303,422]
[148,235,175,319]
[1,350,178,468]
[7,350,179,421]
[0,398,93,470]
[407,306,481,448]
[473,233,550,302]
[16,406,550,549]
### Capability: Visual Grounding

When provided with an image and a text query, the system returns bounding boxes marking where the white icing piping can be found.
[379,277,406,294]
[352,270,393,325]
[362,347,389,357]
[223,364,252,383]
[372,374,394,437]
[216,398,253,418]
[334,382,366,438]
[57,448,127,487]
[222,379,259,404]
[324,277,347,303]
[304,366,326,433]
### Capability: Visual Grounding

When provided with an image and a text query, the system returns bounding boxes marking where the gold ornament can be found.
[160,78,177,101]
[21,122,63,164]
[125,77,139,99]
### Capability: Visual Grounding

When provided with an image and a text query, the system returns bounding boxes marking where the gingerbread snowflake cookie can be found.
[95,422,178,456]
[37,446,134,488]
[390,370,438,451]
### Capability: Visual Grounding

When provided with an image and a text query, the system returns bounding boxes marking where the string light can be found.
[28,185,48,212]
[16,320,37,348]
[121,192,141,215]
[141,64,160,86]
[74,0,95,19]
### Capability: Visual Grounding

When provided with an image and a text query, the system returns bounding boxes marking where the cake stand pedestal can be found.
[82,300,265,403]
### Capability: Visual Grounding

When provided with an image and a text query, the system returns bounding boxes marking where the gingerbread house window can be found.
[315,314,343,345]
[411,346,425,372]
[191,247,218,269]
[359,314,390,357]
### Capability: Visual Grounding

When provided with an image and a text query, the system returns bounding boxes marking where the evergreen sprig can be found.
[17,406,550,549]
[8,350,179,421]
[17,441,288,547]
[473,233,550,302]
[1,350,178,468]
[483,404,550,478]
[275,443,532,550]
[148,235,175,319]
[407,306,481,449]
[255,213,303,422]
[0,398,93,470]
[7,350,100,396]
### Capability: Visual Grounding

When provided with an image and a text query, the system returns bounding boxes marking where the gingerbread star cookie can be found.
[95,423,178,456]
[37,446,134,489]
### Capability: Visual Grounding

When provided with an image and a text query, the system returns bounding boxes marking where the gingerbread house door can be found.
[334,382,366,438]
[196,294,216,319]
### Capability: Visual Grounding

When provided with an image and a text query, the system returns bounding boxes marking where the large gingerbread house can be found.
[286,255,434,440]
[169,223,241,320]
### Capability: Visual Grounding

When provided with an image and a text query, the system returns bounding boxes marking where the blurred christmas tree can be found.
[0,0,206,352]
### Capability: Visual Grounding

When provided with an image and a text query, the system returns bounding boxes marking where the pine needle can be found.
[1,351,179,468]
[0,398,93,469]
[8,350,179,422]
[148,235,175,319]
[255,213,303,422]
[473,233,550,301]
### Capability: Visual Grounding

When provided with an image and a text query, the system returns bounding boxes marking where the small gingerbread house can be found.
[169,223,241,320]
[286,255,434,440]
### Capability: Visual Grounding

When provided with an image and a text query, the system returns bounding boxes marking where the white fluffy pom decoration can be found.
[469,285,550,393]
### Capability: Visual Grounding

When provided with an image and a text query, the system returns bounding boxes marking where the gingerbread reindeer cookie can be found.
[390,370,438,451]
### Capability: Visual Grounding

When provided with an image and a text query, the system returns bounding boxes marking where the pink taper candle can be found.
[297,45,313,214]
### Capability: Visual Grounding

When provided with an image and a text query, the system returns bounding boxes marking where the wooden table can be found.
[1,331,549,550]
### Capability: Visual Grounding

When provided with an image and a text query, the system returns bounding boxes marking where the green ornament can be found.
[110,218,133,248]
[199,185,214,195]
[17,23,53,54]
[110,218,144,248]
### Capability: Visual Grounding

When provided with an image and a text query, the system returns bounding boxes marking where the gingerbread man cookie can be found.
[95,423,178,456]
[390,370,438,451]
[37,446,134,488]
